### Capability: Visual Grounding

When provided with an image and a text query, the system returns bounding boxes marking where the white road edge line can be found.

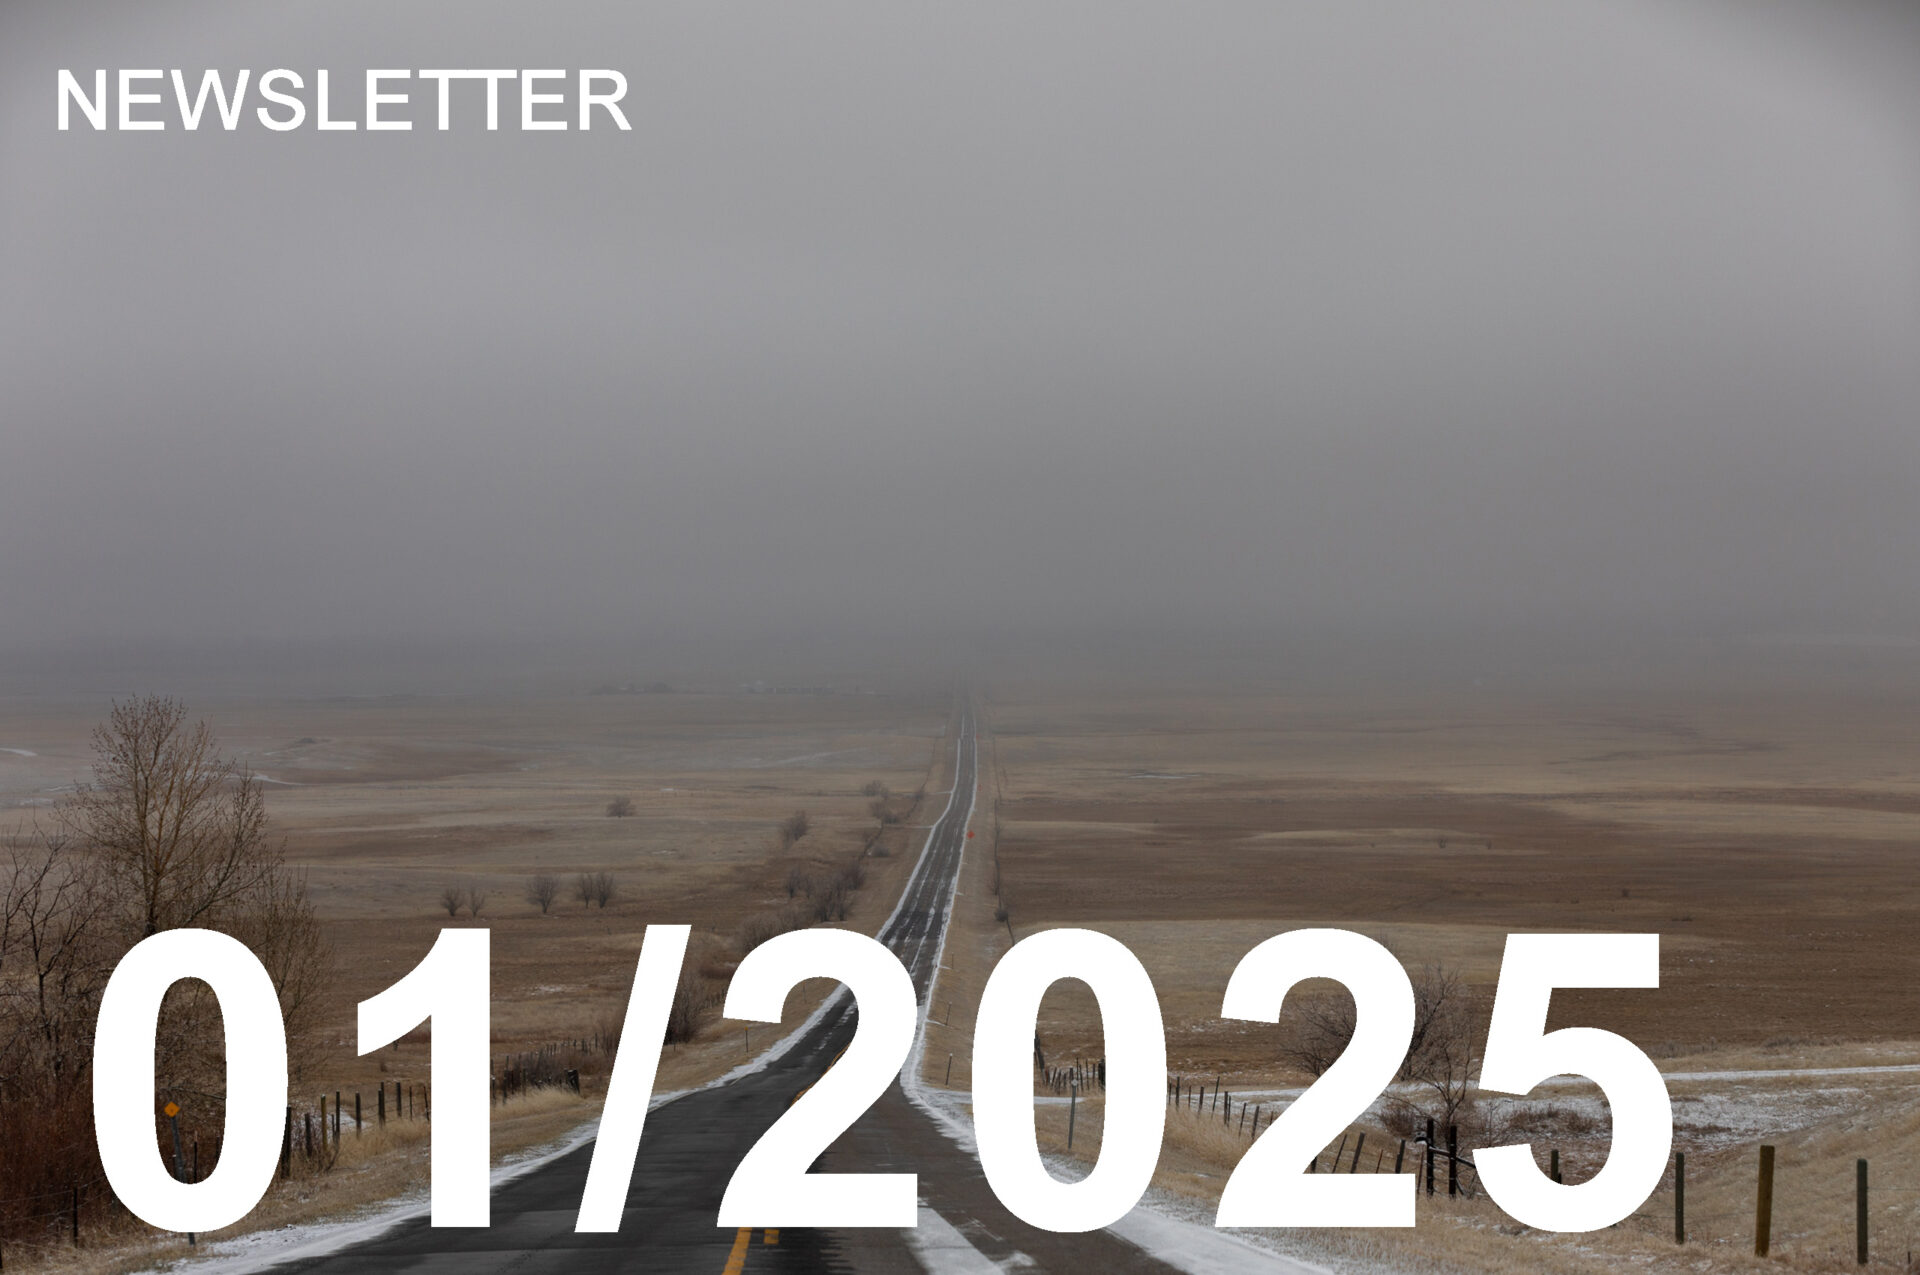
[897,711,1329,1275]
[157,709,978,1275]
[904,1204,1025,1273]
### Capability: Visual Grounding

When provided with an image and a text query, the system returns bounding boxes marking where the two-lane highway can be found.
[263,701,1199,1273]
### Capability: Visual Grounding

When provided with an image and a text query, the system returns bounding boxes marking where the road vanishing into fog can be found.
[262,700,1225,1274]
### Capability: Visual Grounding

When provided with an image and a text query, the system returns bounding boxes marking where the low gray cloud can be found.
[3,0,1915,662]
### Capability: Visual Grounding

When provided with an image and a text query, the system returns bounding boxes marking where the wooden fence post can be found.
[1447,1125,1458,1197]
[1394,1139,1406,1175]
[1550,1148,1561,1184]
[71,1185,79,1245]
[1674,1151,1685,1244]
[379,1086,386,1125]
[1425,1119,1436,1196]
[355,1093,362,1133]
[1349,1132,1366,1173]
[1754,1144,1775,1257]
[280,1106,292,1179]
[1857,1158,1868,1266]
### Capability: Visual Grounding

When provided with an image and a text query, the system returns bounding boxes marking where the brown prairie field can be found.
[0,685,957,1270]
[929,671,1920,1272]
[6,669,1920,1273]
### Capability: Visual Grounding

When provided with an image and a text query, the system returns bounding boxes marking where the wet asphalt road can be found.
[268,703,1184,1274]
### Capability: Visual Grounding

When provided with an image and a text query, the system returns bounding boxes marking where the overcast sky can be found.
[3,0,1916,664]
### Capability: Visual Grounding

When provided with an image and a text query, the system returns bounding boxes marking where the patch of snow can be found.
[903,1204,1024,1272]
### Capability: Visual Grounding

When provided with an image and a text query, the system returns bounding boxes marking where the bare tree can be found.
[575,872,595,908]
[465,885,487,918]
[0,826,111,1096]
[61,697,330,1055]
[588,871,616,908]
[441,884,465,917]
[525,873,560,914]
[1388,964,1483,1134]
[606,797,635,818]
[1279,986,1358,1078]
[784,865,813,899]
[66,697,276,938]
[777,810,810,848]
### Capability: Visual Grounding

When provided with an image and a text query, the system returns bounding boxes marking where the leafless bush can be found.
[778,810,810,848]
[606,796,635,818]
[465,885,487,918]
[1279,985,1357,1078]
[810,880,848,922]
[868,798,901,826]
[587,871,617,908]
[785,865,814,899]
[441,884,465,916]
[836,860,866,891]
[591,1006,623,1057]
[665,963,716,1045]
[526,873,559,914]
[738,905,807,954]
[993,904,1009,924]
[861,780,889,798]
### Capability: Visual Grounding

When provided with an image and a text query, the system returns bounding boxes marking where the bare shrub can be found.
[1279,985,1357,1078]
[861,780,888,798]
[785,865,813,899]
[777,810,810,848]
[665,962,716,1045]
[465,885,487,918]
[606,796,636,818]
[588,871,617,908]
[526,873,559,914]
[868,798,901,826]
[810,880,848,922]
[575,873,595,908]
[591,1006,623,1057]
[441,884,465,917]
[738,905,806,954]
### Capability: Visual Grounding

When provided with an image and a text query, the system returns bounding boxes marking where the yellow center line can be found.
[722,1227,752,1274]
[764,1229,780,1245]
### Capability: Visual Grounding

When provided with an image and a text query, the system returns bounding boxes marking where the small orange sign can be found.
[966,830,974,838]
[163,1102,180,1118]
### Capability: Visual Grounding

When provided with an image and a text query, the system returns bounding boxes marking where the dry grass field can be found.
[8,664,1920,1272]
[914,668,1920,1272]
[0,685,955,1269]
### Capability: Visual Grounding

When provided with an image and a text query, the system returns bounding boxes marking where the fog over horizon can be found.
[4,0,1917,686]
